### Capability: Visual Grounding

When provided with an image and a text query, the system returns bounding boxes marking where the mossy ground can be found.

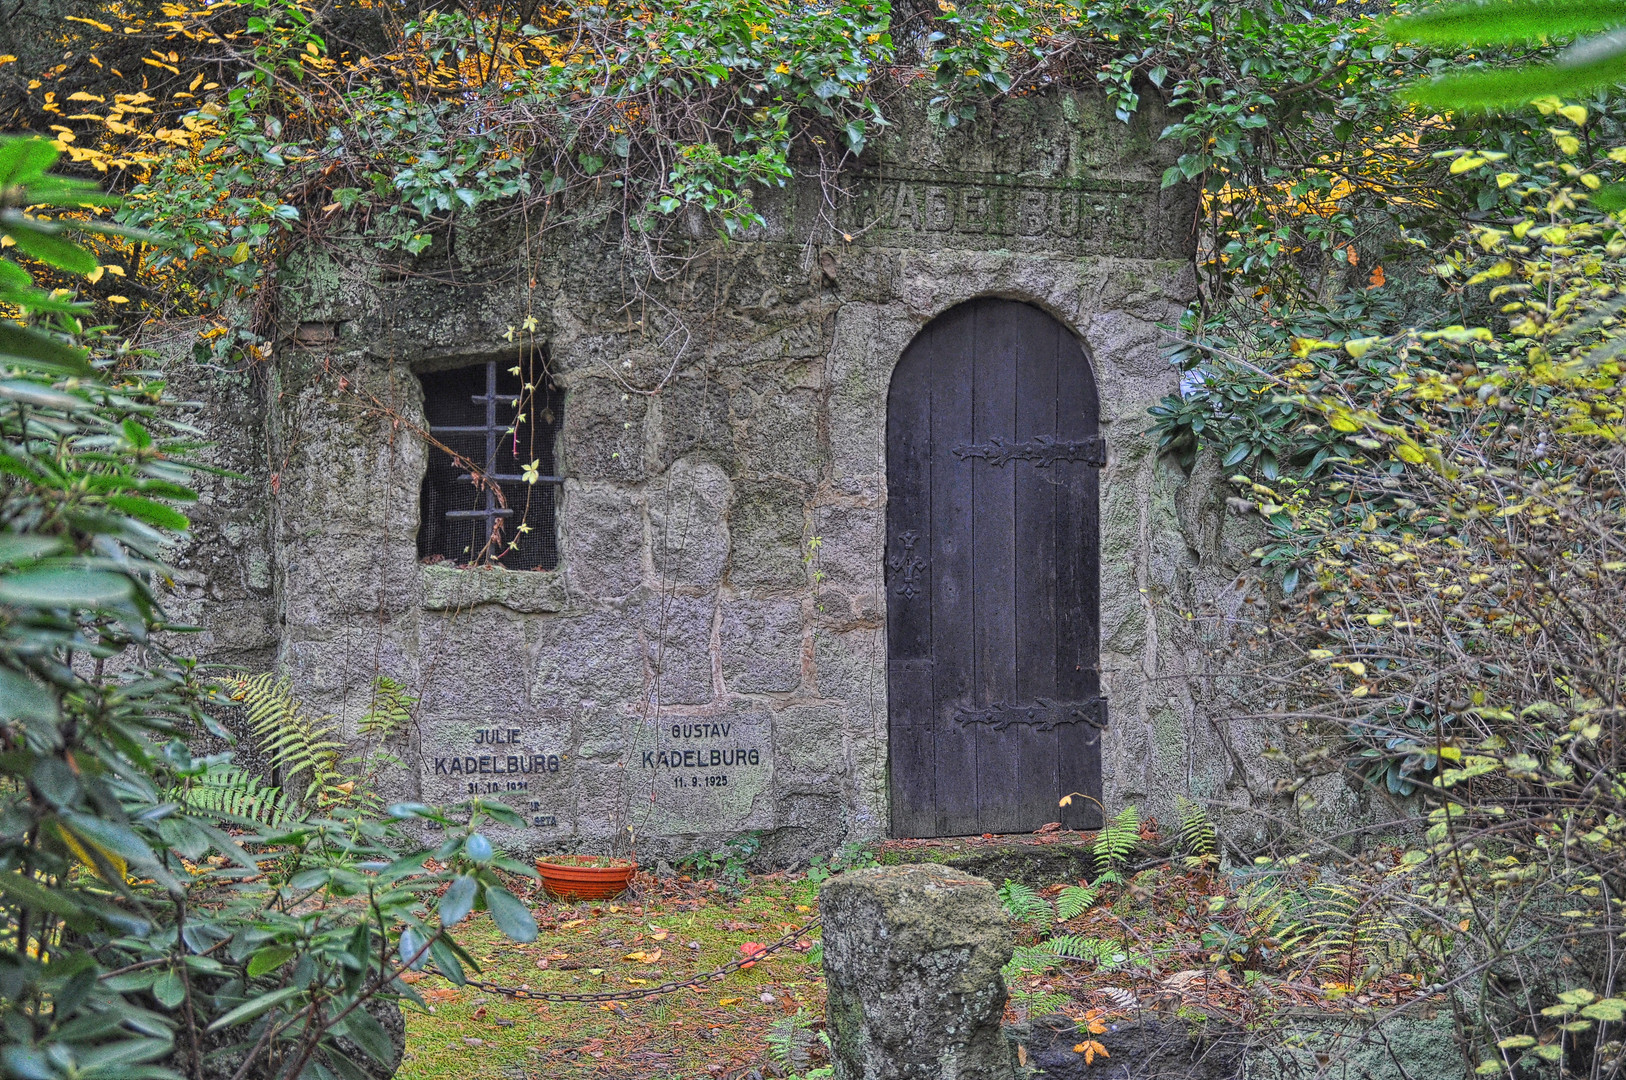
[398,871,827,1080]
[398,843,1437,1080]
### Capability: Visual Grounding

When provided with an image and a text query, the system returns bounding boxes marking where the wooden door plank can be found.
[886,321,936,837]
[1012,303,1062,831]
[930,303,980,837]
[1054,318,1103,830]
[970,300,1022,834]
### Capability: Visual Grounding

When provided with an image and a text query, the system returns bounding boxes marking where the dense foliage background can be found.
[9,0,1626,1075]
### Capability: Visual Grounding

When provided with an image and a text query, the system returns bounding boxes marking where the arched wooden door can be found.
[886,299,1103,837]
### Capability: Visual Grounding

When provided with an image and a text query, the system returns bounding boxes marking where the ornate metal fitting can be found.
[954,696,1106,732]
[887,530,926,598]
[951,434,1106,468]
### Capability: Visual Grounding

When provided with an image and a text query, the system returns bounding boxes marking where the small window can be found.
[418,356,563,570]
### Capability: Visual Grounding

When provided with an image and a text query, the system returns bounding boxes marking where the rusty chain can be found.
[429,915,822,1003]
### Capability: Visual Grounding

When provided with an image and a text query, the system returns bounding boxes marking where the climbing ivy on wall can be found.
[6,0,1566,346]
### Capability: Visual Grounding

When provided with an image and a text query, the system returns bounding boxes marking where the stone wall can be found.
[166,87,1293,861]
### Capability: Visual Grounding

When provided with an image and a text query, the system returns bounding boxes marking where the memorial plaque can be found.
[637,710,773,833]
[421,722,569,831]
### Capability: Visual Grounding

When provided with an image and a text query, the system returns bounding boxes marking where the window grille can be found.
[417,357,563,570]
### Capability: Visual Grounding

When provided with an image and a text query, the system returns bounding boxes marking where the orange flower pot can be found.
[535,855,637,900]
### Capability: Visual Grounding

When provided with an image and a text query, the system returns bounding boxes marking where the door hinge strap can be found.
[954,696,1106,732]
[950,434,1105,468]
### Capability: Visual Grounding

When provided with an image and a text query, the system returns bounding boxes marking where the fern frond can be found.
[219,673,350,809]
[1176,797,1218,867]
[1092,804,1140,876]
[359,675,417,739]
[176,764,298,827]
[1055,883,1100,921]
[997,880,1052,932]
[1041,935,1127,966]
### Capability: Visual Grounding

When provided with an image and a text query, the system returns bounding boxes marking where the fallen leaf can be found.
[719,997,743,1006]
[624,949,662,963]
[739,942,768,969]
[559,919,585,929]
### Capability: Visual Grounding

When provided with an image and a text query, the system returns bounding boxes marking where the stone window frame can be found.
[416,351,564,572]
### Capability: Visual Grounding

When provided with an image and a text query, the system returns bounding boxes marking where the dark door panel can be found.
[886,299,1103,838]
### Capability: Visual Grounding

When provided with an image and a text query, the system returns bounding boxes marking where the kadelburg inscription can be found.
[847,168,1176,255]
[426,726,565,828]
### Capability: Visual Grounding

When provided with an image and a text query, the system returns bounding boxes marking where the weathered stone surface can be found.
[821,865,1013,1080]
[638,592,716,706]
[649,457,732,589]
[560,482,644,599]
[560,376,647,482]
[420,562,567,614]
[773,704,844,781]
[720,598,804,693]
[729,480,807,591]
[1005,1015,1244,1080]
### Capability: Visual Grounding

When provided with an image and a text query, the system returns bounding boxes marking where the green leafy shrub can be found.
[0,136,537,1080]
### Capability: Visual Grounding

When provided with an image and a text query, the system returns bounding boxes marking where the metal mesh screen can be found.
[417,356,563,571]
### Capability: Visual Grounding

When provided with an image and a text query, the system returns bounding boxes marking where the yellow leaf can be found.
[106,295,129,304]
[1328,410,1359,433]
[85,266,104,284]
[1496,172,1520,189]
[142,57,180,74]
[65,15,114,30]
[623,949,662,963]
[719,997,743,1006]
[1394,442,1426,464]
[1344,337,1377,359]
[67,91,105,103]
[1465,260,1512,286]
[1582,173,1603,190]
[52,819,128,881]
[0,55,15,65]
[1307,649,1334,659]
[1439,746,1462,761]
[1449,154,1487,174]
[1559,104,1588,126]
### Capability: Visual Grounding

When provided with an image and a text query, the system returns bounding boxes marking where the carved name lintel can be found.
[952,435,1105,469]
[955,697,1106,733]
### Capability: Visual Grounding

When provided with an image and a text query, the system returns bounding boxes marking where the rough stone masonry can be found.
[158,86,1298,862]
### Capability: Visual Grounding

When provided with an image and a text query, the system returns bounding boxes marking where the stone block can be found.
[728,480,807,591]
[530,608,644,709]
[809,503,883,620]
[418,608,530,722]
[421,562,567,613]
[559,376,647,482]
[773,704,844,779]
[739,385,825,485]
[281,535,420,629]
[560,482,645,599]
[813,628,884,707]
[637,593,716,706]
[651,369,732,470]
[1005,1016,1243,1080]
[719,599,804,694]
[821,865,1013,1080]
[649,458,731,590]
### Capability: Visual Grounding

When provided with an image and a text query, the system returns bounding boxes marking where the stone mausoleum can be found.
[167,88,1285,862]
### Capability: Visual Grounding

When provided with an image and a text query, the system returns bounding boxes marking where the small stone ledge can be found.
[419,562,567,614]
